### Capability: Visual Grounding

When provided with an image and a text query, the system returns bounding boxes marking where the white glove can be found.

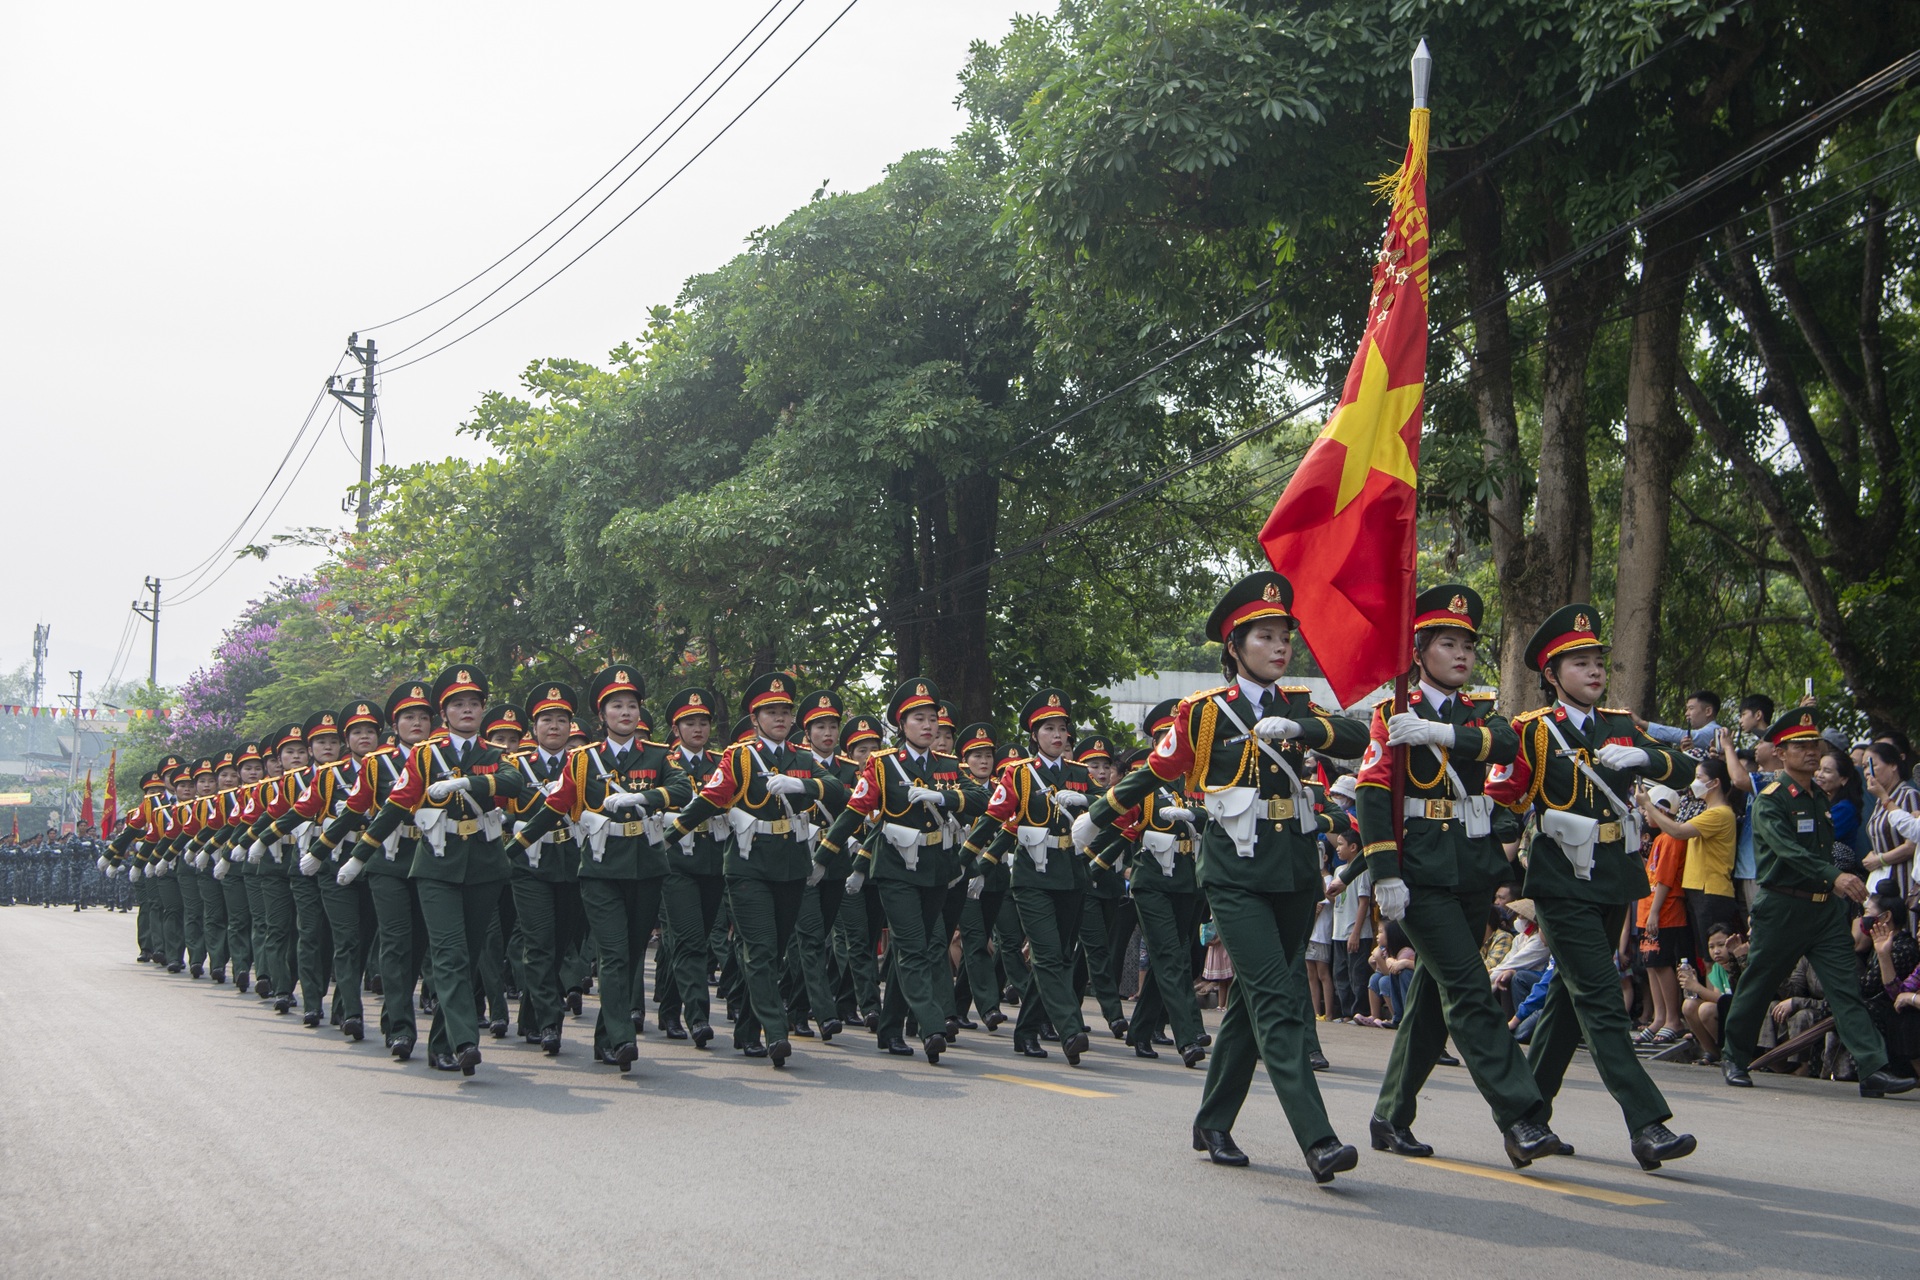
[602,790,649,811]
[1885,808,1920,843]
[193,851,211,872]
[966,874,984,900]
[1053,789,1088,809]
[1375,877,1410,921]
[126,866,140,883]
[845,870,866,894]
[333,800,350,816]
[247,840,265,864]
[1071,813,1098,850]
[1159,806,1195,824]
[906,786,946,807]
[335,856,365,886]
[427,778,470,803]
[96,855,109,871]
[807,861,826,887]
[1387,712,1455,748]
[523,841,543,870]
[1595,744,1649,771]
[677,833,695,855]
[212,858,230,881]
[1253,716,1301,741]
[763,774,806,797]
[109,864,125,878]
[299,852,323,877]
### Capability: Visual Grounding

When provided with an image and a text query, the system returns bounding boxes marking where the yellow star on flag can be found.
[1318,337,1421,512]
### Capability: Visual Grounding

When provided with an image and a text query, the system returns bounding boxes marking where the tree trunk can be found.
[1610,221,1700,716]
[886,467,923,680]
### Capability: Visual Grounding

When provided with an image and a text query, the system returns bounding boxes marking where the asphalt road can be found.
[3,908,1916,1279]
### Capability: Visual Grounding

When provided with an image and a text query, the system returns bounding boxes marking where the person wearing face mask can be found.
[1353,585,1557,1169]
[1638,756,1738,971]
[1487,605,1695,1172]
[1078,572,1368,1181]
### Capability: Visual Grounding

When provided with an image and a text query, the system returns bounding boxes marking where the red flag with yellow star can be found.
[1259,104,1429,706]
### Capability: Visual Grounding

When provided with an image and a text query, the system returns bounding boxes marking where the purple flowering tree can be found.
[163,611,280,760]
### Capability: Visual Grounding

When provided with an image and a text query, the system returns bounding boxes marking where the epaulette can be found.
[642,739,668,750]
[1281,684,1312,694]
[1000,755,1033,769]
[1761,780,1781,795]
[931,749,958,762]
[1514,707,1553,723]
[1179,684,1232,706]
[1599,707,1634,717]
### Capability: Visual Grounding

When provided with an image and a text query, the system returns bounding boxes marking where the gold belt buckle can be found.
[454,818,481,837]
[618,820,646,837]
[400,825,421,839]
[1266,796,1295,822]
[1597,821,1622,843]
[768,819,791,836]
[550,830,572,844]
[1423,799,1453,820]
[1811,892,1828,903]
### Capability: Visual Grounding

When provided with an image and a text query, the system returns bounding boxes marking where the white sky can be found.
[0,0,1033,698]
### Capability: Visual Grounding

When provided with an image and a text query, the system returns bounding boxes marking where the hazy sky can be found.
[1,0,1034,699]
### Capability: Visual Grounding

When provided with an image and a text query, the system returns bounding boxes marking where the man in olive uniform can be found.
[671,673,825,1068]
[951,722,1010,1033]
[969,689,1098,1065]
[499,682,586,1055]
[1080,572,1367,1181]
[784,688,857,1041]
[656,687,732,1049]
[515,666,690,1072]
[319,679,436,1060]
[819,677,983,1063]
[1487,604,1697,1171]
[341,666,527,1075]
[1722,708,1917,1098]
[1354,585,1559,1166]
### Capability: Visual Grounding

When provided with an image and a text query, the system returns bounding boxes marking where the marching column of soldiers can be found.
[94,572,1913,1181]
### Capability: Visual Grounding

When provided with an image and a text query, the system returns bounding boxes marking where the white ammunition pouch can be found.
[726,806,759,860]
[1539,809,1599,881]
[1202,786,1260,859]
[1016,824,1059,875]
[481,809,505,843]
[577,811,612,862]
[1140,828,1178,877]
[414,807,449,858]
[882,821,940,872]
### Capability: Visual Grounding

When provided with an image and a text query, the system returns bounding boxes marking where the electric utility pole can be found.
[330,334,378,532]
[131,577,161,684]
[59,670,81,830]
[25,624,49,780]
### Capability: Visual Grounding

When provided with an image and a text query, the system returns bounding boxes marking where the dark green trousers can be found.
[478,886,510,1027]
[1129,890,1204,1051]
[1528,898,1670,1133]
[368,873,426,1045]
[134,875,156,955]
[179,864,206,966]
[289,872,331,1015]
[1075,895,1126,1025]
[257,874,296,998]
[1194,884,1333,1153]
[832,882,883,1019]
[579,876,663,1056]
[220,871,252,977]
[1377,883,1543,1131]
[243,875,270,989]
[317,870,371,1022]
[1725,889,1889,1077]
[994,896,1031,1006]
[727,877,803,1047]
[661,870,724,1031]
[197,867,228,970]
[956,890,1007,1019]
[788,878,846,1026]
[1012,885,1088,1042]
[416,877,503,1057]
[876,880,949,1045]
[511,874,585,1040]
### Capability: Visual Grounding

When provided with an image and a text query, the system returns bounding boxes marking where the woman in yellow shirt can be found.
[1638,757,1739,968]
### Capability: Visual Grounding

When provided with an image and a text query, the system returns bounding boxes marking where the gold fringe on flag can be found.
[1369,107,1430,209]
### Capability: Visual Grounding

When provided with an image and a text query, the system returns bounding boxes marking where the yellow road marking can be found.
[981,1073,1114,1098]
[1418,1157,1665,1207]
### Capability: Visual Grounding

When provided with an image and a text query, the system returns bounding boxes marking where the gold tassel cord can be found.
[1368,107,1430,209]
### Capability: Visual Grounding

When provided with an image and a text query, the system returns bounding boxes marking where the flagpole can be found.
[1389,39,1431,851]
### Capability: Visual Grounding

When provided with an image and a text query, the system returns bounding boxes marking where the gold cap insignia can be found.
[547,688,559,700]
[819,696,831,708]
[1449,594,1468,613]
[689,693,703,706]
[1047,693,1062,707]
[412,686,424,698]
[1573,613,1590,633]
[616,670,629,683]
[1262,582,1281,602]
[1801,713,1813,725]
[915,683,927,696]
[322,715,335,726]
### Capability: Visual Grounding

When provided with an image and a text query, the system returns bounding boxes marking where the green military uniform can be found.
[499,681,587,1056]
[1071,736,1129,1037]
[318,680,434,1059]
[151,774,192,970]
[515,666,691,1072]
[1086,572,1367,1178]
[176,760,211,976]
[310,703,387,1040]
[656,687,732,1047]
[1354,585,1551,1160]
[1723,708,1914,1097]
[189,757,232,981]
[828,715,887,1024]
[265,713,348,1026]
[950,723,1011,1030]
[210,747,258,992]
[672,673,822,1066]
[1488,604,1695,1168]
[355,666,528,1075]
[243,733,303,1011]
[782,689,859,1039]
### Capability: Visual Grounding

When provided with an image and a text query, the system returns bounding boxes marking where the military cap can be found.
[237,741,263,765]
[380,732,399,749]
[1142,698,1180,738]
[800,689,845,727]
[935,699,956,730]
[341,699,384,732]
[955,721,995,756]
[841,714,882,749]
[525,681,578,722]
[1117,746,1151,772]
[1765,706,1823,747]
[270,723,305,753]
[1019,688,1072,732]
[1074,734,1113,764]
[993,742,1024,766]
[216,748,238,772]
[1524,604,1605,673]
[1206,570,1294,643]
[482,704,524,738]
[432,664,489,707]
[567,720,589,744]
[167,764,193,787]
[139,770,166,792]
[303,709,343,741]
[1414,583,1484,636]
[192,757,215,779]
[886,676,940,726]
[386,676,433,721]
[743,671,797,715]
[159,754,185,774]
[730,715,756,744]
[587,665,644,710]
[666,687,720,725]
